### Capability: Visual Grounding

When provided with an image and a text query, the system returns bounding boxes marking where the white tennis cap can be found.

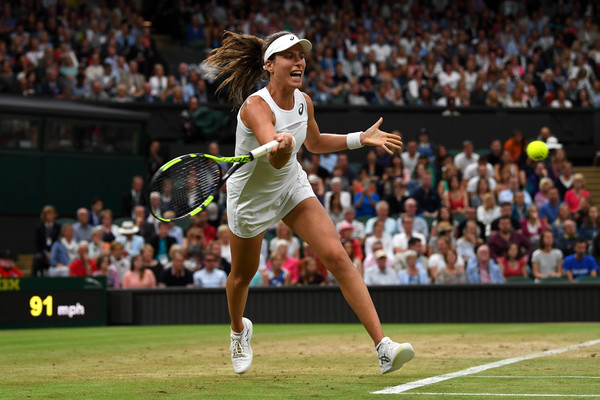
[263,33,312,65]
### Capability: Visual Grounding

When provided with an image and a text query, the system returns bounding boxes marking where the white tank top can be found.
[227,87,308,200]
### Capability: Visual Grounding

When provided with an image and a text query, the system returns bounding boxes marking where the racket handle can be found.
[250,140,279,159]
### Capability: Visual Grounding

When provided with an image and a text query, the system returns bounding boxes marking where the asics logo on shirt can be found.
[299,103,304,115]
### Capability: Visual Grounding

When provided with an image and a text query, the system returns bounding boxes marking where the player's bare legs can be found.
[283,197,385,346]
[227,232,264,333]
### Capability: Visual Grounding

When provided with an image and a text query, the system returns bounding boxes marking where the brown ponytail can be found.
[206,30,293,107]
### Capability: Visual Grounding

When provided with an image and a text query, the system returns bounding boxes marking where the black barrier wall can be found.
[107,284,600,325]
[117,103,599,164]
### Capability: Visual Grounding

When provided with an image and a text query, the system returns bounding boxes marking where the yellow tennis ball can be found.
[526,140,549,161]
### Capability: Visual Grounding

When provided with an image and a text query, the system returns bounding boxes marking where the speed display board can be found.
[0,277,106,328]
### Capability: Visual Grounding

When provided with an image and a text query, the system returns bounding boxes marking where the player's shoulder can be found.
[243,93,270,109]
[241,94,272,118]
[300,91,314,106]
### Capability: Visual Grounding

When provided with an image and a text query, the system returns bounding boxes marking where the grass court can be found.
[1,323,599,399]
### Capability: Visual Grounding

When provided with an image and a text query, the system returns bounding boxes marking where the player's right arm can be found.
[302,92,402,155]
[240,96,294,169]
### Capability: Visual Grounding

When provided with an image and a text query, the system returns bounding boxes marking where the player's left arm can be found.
[302,93,402,154]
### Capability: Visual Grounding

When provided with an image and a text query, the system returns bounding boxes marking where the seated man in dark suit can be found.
[33,205,62,277]
[121,175,147,218]
[88,197,104,226]
[412,171,441,218]
[133,205,156,243]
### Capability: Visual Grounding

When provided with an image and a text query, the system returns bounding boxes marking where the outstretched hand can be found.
[361,118,403,154]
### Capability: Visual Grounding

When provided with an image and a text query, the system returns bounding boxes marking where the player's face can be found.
[272,44,306,87]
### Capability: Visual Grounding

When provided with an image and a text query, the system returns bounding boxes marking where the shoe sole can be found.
[383,343,415,375]
[235,318,253,375]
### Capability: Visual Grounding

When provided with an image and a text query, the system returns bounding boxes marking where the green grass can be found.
[1,324,599,399]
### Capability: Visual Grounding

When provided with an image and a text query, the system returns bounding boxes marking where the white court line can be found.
[399,393,600,397]
[373,338,600,395]
[471,376,600,379]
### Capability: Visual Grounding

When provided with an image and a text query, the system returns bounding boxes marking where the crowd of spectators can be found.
[1,1,600,110]
[23,128,599,287]
[302,125,598,285]
[0,1,598,285]
[173,0,600,109]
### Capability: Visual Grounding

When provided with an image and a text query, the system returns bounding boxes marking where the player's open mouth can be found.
[290,71,302,80]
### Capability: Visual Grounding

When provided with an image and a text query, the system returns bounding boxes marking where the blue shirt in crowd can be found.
[353,191,380,218]
[562,254,599,279]
[539,201,561,225]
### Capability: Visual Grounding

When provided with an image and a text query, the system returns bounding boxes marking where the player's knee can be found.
[227,270,254,288]
[321,248,350,274]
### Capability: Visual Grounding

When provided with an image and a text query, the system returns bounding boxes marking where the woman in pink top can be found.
[564,173,590,214]
[122,254,157,289]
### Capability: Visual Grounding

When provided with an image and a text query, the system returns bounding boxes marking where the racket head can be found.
[148,153,223,222]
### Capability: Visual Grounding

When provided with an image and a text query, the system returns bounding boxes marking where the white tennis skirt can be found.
[227,166,315,238]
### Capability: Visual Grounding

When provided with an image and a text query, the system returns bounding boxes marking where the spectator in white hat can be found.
[116,220,145,258]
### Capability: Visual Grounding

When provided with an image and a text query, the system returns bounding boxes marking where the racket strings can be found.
[149,156,221,218]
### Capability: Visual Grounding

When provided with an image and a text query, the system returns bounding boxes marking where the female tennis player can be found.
[206,31,414,375]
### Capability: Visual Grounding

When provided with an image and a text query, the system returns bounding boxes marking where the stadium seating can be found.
[505,276,534,283]
[538,277,569,283]
[575,276,600,282]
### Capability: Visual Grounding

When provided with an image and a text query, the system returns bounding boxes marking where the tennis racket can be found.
[148,140,279,222]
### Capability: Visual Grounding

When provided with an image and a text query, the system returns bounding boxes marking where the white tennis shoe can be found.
[376,337,414,374]
[230,317,253,374]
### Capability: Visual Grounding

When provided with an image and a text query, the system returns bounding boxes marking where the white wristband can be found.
[346,131,363,150]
